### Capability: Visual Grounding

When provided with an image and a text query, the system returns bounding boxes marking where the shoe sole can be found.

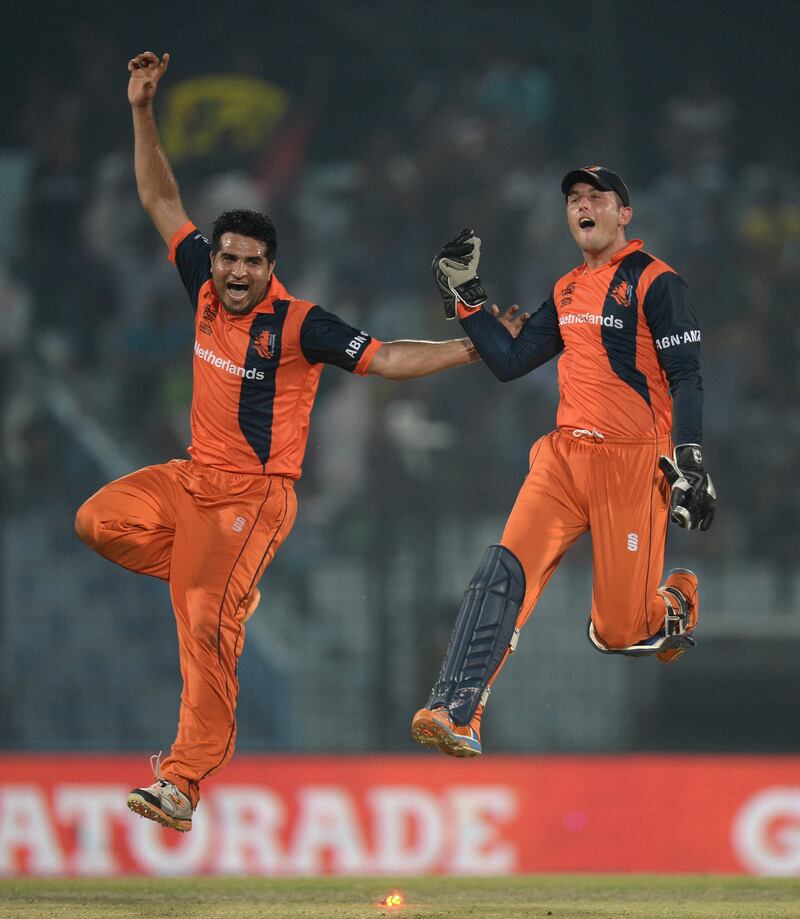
[657,633,697,664]
[127,792,192,832]
[411,713,481,758]
[657,647,686,663]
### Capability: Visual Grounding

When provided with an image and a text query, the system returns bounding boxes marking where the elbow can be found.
[667,369,703,395]
[486,362,521,383]
[375,367,406,381]
[366,355,406,381]
[139,190,181,217]
[138,194,164,218]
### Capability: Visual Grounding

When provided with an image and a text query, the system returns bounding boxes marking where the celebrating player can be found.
[412,166,716,758]
[74,51,482,831]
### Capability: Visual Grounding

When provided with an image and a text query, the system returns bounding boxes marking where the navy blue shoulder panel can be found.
[600,250,654,406]
[238,301,290,467]
[174,230,212,312]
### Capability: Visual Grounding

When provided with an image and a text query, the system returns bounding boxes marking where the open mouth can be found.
[226,282,249,301]
[579,217,595,229]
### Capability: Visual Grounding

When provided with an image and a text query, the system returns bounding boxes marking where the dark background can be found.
[0,0,798,756]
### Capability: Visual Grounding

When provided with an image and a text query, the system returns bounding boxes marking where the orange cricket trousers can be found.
[74,459,297,807]
[500,428,672,655]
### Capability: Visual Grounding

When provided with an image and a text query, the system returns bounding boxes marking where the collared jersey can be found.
[169,221,382,476]
[555,239,687,438]
[461,238,702,442]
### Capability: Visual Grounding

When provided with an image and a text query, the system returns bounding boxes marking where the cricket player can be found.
[74,51,482,831]
[412,166,716,757]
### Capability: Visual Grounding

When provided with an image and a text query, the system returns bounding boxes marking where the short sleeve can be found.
[299,305,382,375]
[168,221,212,310]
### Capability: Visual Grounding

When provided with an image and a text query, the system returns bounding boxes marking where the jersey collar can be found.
[578,238,643,273]
[243,274,292,315]
[211,274,292,319]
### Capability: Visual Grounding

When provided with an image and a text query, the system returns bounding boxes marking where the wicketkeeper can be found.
[413,166,716,757]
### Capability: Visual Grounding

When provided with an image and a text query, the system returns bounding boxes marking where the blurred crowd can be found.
[3,25,800,576]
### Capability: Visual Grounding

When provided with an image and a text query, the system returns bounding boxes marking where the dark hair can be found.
[211,209,278,262]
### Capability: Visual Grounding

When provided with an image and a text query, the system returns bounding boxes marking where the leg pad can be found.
[427,544,525,725]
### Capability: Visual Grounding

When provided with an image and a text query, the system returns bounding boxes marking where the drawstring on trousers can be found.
[572,428,605,442]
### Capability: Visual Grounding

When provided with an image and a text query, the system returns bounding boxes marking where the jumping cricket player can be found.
[75,51,481,830]
[413,166,716,757]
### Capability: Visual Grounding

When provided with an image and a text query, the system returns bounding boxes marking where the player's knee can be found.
[184,604,224,651]
[74,500,99,548]
[595,624,635,650]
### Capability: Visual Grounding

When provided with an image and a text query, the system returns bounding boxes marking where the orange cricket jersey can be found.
[554,239,676,438]
[460,239,703,443]
[169,222,382,476]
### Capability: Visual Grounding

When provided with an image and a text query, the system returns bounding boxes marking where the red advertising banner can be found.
[1,754,799,877]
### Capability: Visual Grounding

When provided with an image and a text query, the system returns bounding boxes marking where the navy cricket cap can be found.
[561,166,631,207]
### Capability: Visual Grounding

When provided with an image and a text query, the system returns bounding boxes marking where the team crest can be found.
[610,281,633,308]
[253,330,277,359]
[560,281,576,307]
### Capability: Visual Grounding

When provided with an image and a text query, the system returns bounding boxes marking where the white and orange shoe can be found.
[411,704,484,757]
[127,754,193,832]
[586,568,699,663]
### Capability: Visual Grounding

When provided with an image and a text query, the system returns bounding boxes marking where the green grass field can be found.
[1,875,800,919]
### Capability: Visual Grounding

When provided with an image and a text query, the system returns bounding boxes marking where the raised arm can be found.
[366,338,478,380]
[128,51,189,246]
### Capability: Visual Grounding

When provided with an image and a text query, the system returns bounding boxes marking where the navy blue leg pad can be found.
[427,544,525,725]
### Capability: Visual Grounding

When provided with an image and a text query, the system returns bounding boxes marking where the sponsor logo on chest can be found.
[557,275,634,332]
[559,312,623,330]
[194,341,265,380]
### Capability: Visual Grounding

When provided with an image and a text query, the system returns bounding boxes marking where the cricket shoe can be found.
[657,568,699,664]
[411,704,483,757]
[586,567,698,663]
[587,620,695,658]
[127,754,192,832]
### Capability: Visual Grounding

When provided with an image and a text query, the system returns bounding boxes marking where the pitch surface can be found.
[2,875,799,918]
